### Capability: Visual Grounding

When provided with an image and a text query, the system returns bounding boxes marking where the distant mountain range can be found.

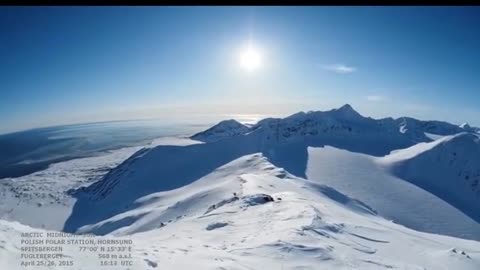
[192,104,478,145]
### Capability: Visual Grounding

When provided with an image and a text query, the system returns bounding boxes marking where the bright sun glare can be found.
[239,45,262,72]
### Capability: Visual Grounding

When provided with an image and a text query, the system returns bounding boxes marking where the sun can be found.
[239,45,262,72]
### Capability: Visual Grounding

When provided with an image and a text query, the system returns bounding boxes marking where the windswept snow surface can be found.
[379,133,480,223]
[0,137,199,230]
[2,154,480,269]
[307,146,480,240]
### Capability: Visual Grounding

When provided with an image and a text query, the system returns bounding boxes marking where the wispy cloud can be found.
[322,64,357,74]
[366,95,387,102]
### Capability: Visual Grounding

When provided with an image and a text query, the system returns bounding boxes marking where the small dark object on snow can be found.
[277,197,282,201]
[263,195,274,202]
[159,222,165,227]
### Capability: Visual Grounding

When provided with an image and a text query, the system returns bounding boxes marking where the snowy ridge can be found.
[67,104,480,238]
[5,153,479,269]
[67,104,419,233]
[379,132,480,222]
[396,117,476,136]
[247,104,420,148]
[190,105,476,145]
[110,154,478,270]
[2,105,480,269]
[64,134,263,233]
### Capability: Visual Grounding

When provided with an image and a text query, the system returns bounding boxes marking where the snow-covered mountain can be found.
[251,104,418,149]
[2,104,480,269]
[193,104,477,149]
[4,153,480,270]
[191,119,251,142]
[65,105,480,234]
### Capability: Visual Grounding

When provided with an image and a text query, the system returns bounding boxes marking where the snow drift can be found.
[380,132,480,222]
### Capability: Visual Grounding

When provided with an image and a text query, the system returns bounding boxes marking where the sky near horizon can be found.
[1,6,479,134]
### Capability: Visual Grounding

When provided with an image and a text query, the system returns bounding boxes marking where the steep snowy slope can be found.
[379,132,480,223]
[0,137,199,231]
[0,146,144,230]
[66,105,479,239]
[306,146,480,240]
[64,133,264,233]
[128,156,480,270]
[17,153,479,270]
[389,117,431,142]
[64,105,412,233]
[395,117,470,136]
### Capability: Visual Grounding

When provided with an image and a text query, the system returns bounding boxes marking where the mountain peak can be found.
[339,103,354,111]
[331,103,363,119]
[190,119,250,143]
[460,123,471,129]
[217,119,243,126]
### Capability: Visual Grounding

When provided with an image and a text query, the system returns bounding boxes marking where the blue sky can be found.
[1,7,479,134]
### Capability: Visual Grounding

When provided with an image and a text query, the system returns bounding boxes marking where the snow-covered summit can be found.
[246,104,423,154]
[190,119,250,142]
[327,103,365,120]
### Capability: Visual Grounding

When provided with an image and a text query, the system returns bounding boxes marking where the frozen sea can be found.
[0,119,209,179]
